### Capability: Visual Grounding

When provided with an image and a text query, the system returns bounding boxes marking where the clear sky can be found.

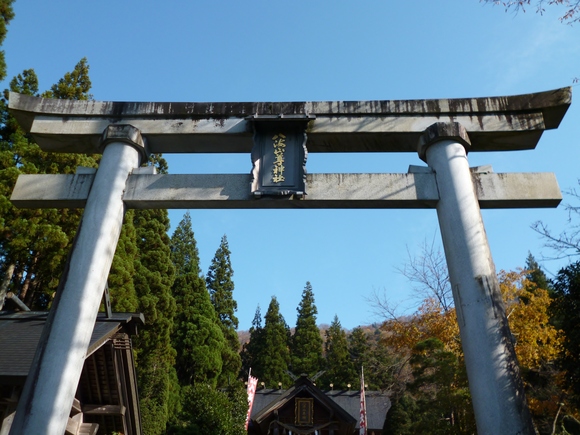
[3,1,580,330]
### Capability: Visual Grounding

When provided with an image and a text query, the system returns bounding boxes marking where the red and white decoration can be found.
[245,370,259,430]
[359,367,367,435]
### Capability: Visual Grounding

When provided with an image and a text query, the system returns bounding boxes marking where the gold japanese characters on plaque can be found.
[249,116,311,198]
[271,133,286,183]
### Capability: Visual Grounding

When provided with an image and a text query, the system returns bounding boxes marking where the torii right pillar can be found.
[419,122,536,435]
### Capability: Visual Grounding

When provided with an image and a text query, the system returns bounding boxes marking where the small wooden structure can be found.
[0,311,143,435]
[249,375,389,435]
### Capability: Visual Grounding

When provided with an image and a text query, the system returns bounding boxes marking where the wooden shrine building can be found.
[0,311,143,435]
[249,375,390,435]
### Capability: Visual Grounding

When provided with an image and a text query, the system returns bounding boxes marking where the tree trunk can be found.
[21,253,40,306]
[0,263,15,310]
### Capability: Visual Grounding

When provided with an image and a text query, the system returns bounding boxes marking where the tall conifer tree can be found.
[320,315,356,390]
[525,252,551,291]
[254,296,292,388]
[170,212,225,387]
[552,261,580,408]
[206,235,241,386]
[348,327,369,373]
[132,156,178,435]
[108,210,139,312]
[240,305,264,378]
[290,281,323,377]
[0,0,14,83]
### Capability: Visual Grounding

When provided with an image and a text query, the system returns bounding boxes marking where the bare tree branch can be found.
[366,288,407,322]
[396,237,453,312]
[481,0,580,23]
[531,181,580,260]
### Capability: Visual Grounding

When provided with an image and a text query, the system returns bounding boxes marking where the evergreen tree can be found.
[408,338,474,434]
[206,235,241,386]
[41,57,92,100]
[320,315,356,390]
[552,261,580,409]
[170,212,225,387]
[108,209,139,312]
[171,384,247,435]
[254,296,292,388]
[0,59,98,309]
[0,0,14,83]
[132,172,178,434]
[348,327,368,370]
[240,305,265,379]
[171,211,200,277]
[383,393,418,435]
[525,252,551,291]
[384,339,474,435]
[290,281,323,377]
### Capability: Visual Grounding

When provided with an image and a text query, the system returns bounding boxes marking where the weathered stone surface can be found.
[8,88,571,154]
[11,172,561,209]
[100,124,148,158]
[417,122,471,161]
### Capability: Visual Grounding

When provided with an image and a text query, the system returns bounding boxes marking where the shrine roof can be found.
[0,311,143,378]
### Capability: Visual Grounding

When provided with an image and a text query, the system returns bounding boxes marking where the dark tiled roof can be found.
[251,382,390,431]
[326,390,391,430]
[0,311,144,435]
[0,312,143,378]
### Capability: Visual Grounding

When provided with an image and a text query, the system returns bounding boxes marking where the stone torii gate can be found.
[6,88,571,435]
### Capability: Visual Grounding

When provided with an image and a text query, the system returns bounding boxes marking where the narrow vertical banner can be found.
[245,370,259,430]
[360,367,367,435]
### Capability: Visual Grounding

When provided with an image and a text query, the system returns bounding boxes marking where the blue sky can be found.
[3,1,580,330]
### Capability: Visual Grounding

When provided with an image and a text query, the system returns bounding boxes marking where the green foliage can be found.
[385,338,475,434]
[240,304,265,379]
[41,57,92,100]
[320,315,356,390]
[552,261,580,408]
[172,272,225,387]
[170,384,247,435]
[383,393,418,435]
[348,327,368,370]
[171,211,201,276]
[206,235,241,386]
[207,235,238,330]
[526,252,551,292]
[7,68,38,97]
[109,210,138,312]
[253,296,291,388]
[290,281,323,377]
[0,60,98,309]
[170,213,225,387]
[349,326,396,391]
[132,204,177,435]
[0,0,14,82]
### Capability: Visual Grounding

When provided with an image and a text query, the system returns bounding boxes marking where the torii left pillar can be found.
[8,125,147,435]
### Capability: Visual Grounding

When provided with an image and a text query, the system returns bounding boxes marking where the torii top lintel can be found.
[8,87,571,155]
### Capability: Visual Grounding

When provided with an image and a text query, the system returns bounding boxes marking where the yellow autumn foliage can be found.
[380,268,566,426]
[498,269,562,370]
[380,297,461,356]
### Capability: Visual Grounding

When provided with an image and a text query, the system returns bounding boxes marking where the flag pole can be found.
[360,366,367,435]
